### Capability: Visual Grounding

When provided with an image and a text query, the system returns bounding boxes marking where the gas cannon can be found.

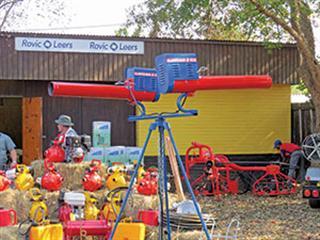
[49,53,271,108]
[49,53,272,240]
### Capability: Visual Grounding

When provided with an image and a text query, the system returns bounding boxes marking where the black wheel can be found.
[309,199,320,208]
[236,172,253,194]
[236,173,250,194]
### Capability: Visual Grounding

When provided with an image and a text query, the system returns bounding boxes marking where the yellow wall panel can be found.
[137,85,290,155]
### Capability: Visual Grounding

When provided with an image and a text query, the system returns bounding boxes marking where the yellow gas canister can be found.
[113,222,146,240]
[106,165,128,191]
[29,223,63,240]
[15,164,34,191]
[84,192,100,220]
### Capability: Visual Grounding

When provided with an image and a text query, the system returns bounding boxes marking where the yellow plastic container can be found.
[29,223,63,240]
[113,222,146,240]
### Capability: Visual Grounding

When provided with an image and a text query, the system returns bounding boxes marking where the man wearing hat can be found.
[274,139,306,182]
[55,115,78,162]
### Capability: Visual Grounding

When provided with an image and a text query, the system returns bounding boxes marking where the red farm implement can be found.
[185,142,297,197]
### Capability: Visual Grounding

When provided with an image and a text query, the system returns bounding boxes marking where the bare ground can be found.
[146,188,320,240]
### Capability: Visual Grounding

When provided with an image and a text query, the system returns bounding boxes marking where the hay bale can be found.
[0,189,31,222]
[0,225,29,240]
[46,191,60,219]
[15,190,31,222]
[131,192,179,210]
[0,189,60,222]
[0,189,18,210]
[132,193,159,210]
[31,160,45,179]
[31,160,108,191]
[95,189,109,208]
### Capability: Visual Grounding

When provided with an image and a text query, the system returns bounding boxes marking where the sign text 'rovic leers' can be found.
[15,37,144,54]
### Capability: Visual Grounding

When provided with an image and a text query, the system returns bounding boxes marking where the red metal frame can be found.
[63,219,111,239]
[185,142,297,197]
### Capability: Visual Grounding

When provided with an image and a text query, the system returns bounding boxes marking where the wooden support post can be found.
[165,136,186,201]
[22,97,43,165]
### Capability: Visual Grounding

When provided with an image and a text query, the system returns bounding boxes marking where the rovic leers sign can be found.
[15,37,144,54]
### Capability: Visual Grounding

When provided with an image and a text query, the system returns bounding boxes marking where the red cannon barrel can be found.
[48,82,158,102]
[49,75,272,102]
[172,75,272,93]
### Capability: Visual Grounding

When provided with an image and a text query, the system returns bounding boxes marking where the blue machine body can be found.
[155,53,199,93]
[126,67,158,93]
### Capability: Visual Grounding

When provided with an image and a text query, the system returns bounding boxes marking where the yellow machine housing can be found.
[29,223,63,240]
[106,166,128,191]
[15,164,34,191]
[84,192,100,220]
[113,222,146,240]
[28,188,48,224]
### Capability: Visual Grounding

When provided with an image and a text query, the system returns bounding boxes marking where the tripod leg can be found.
[166,125,211,240]
[158,126,164,240]
[159,125,172,240]
[109,126,154,240]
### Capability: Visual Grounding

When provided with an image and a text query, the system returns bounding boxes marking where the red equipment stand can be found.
[63,219,111,239]
[185,142,297,197]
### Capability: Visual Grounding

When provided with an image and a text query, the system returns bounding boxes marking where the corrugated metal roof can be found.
[0,31,300,84]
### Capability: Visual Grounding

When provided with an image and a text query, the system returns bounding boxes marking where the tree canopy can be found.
[119,0,320,130]
[0,0,69,31]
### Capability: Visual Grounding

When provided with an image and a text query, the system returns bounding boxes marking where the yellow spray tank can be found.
[15,165,34,191]
[132,160,146,183]
[106,165,128,191]
[102,187,128,221]
[84,192,100,220]
[28,188,48,224]
[18,188,63,240]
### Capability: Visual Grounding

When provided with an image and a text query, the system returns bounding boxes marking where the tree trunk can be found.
[298,50,320,131]
[310,90,320,132]
[293,2,320,131]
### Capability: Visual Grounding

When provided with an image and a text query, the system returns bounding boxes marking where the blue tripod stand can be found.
[109,94,211,240]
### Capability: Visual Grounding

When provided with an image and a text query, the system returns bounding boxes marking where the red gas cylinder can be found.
[44,141,65,163]
[58,203,73,223]
[63,219,111,238]
[82,160,103,192]
[137,210,159,226]
[41,160,64,191]
[137,168,158,196]
[0,170,11,191]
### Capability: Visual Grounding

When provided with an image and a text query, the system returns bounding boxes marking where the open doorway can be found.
[0,97,22,162]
